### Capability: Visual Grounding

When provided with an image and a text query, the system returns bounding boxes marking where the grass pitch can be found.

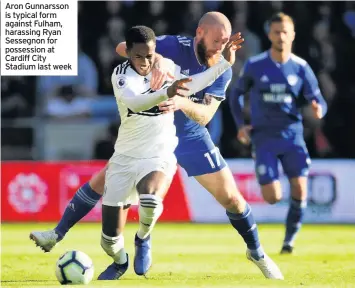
[1,223,354,287]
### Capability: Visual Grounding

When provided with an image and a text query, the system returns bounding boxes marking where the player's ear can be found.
[196,26,203,38]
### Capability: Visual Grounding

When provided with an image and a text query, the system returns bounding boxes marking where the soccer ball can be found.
[55,250,94,285]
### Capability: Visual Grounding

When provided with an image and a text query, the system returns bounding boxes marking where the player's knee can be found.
[214,188,245,213]
[264,195,281,205]
[261,182,282,204]
[138,183,167,199]
[100,233,124,257]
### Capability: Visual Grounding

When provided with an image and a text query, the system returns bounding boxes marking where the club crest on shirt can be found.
[287,74,298,86]
[116,76,127,89]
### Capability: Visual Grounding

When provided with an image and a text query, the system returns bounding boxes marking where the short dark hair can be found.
[268,12,294,27]
[125,25,156,50]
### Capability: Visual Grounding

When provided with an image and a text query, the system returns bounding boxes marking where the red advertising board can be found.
[1,161,191,222]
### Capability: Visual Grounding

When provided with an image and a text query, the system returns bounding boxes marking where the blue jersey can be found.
[230,51,327,184]
[230,51,327,144]
[156,35,232,148]
[155,35,232,176]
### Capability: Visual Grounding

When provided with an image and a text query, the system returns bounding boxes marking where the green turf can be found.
[1,223,354,287]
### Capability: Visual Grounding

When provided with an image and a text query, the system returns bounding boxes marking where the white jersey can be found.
[111,60,179,159]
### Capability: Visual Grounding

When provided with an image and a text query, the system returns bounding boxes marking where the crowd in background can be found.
[2,1,355,160]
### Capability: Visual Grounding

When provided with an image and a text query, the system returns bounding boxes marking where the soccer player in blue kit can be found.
[229,13,328,254]
[30,12,283,279]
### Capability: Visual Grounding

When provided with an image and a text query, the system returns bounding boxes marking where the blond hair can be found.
[268,12,294,27]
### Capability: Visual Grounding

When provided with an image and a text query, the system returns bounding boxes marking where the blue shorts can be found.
[175,132,227,177]
[253,137,311,185]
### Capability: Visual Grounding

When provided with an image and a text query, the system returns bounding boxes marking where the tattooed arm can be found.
[180,66,232,126]
[178,94,221,126]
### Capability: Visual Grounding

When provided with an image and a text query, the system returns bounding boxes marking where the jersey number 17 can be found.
[204,148,221,169]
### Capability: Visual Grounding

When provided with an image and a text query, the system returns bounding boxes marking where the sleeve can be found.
[113,74,168,113]
[228,60,254,128]
[303,63,328,118]
[184,58,232,97]
[204,67,233,100]
[155,35,180,63]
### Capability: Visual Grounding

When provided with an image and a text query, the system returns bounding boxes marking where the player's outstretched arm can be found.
[114,68,191,113]
[183,58,232,97]
[159,58,234,125]
[303,64,328,119]
[120,87,170,113]
[177,59,233,125]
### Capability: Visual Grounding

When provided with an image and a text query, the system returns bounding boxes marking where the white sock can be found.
[101,233,127,265]
[137,194,163,239]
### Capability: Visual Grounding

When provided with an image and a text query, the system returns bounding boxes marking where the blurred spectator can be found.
[46,85,91,120]
[149,1,165,17]
[94,122,120,159]
[203,0,222,12]
[2,77,35,118]
[106,1,122,17]
[182,2,205,35]
[303,20,337,157]
[153,19,168,36]
[37,43,98,99]
[105,1,134,26]
[232,12,261,60]
[98,17,126,94]
[232,1,249,14]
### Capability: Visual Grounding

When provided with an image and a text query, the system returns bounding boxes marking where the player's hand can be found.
[311,100,323,119]
[167,78,192,98]
[151,57,175,91]
[237,125,252,145]
[159,96,186,113]
[223,32,244,66]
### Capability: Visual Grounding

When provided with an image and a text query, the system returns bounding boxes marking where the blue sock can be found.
[55,182,102,240]
[284,197,307,247]
[226,203,264,260]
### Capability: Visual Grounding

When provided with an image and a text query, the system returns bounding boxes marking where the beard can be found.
[273,41,288,53]
[196,38,208,66]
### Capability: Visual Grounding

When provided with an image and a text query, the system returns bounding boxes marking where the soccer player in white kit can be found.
[98,26,240,280]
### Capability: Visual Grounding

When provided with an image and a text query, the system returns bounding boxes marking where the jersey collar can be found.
[268,49,291,67]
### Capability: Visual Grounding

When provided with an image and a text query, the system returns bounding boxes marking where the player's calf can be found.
[134,171,169,275]
[99,205,129,280]
[55,182,102,240]
[282,177,308,252]
[195,168,265,260]
[29,172,106,252]
[134,193,164,275]
[226,203,265,260]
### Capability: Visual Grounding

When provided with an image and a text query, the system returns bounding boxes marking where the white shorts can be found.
[102,154,177,207]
